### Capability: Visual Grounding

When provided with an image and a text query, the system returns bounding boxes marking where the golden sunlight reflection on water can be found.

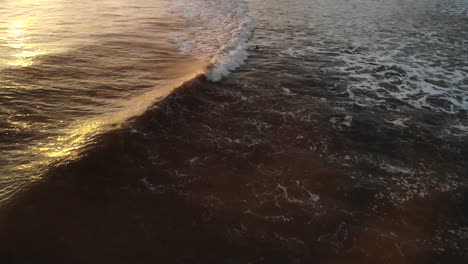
[3,19,46,67]
[35,121,104,159]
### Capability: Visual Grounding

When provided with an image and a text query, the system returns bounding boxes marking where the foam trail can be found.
[168,0,256,81]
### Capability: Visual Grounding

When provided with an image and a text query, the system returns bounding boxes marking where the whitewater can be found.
[168,0,256,81]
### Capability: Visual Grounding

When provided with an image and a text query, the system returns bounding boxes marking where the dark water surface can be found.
[1,0,467,263]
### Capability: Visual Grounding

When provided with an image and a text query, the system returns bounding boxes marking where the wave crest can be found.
[168,0,255,81]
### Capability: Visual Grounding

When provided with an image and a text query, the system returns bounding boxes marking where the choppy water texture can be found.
[0,0,467,263]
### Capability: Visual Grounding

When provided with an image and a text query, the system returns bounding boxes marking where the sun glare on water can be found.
[2,19,47,67]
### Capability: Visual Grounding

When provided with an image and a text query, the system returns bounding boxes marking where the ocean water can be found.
[0,0,210,203]
[0,0,467,263]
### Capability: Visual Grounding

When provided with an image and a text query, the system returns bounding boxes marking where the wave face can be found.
[168,0,256,81]
[0,0,257,204]
[0,0,256,204]
[0,0,209,204]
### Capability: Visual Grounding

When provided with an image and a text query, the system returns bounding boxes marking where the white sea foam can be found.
[168,0,255,82]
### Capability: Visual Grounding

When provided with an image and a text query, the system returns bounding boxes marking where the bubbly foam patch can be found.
[168,0,255,82]
[263,0,468,114]
[280,42,468,114]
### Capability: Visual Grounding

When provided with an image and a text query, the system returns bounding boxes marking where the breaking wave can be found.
[168,0,256,81]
